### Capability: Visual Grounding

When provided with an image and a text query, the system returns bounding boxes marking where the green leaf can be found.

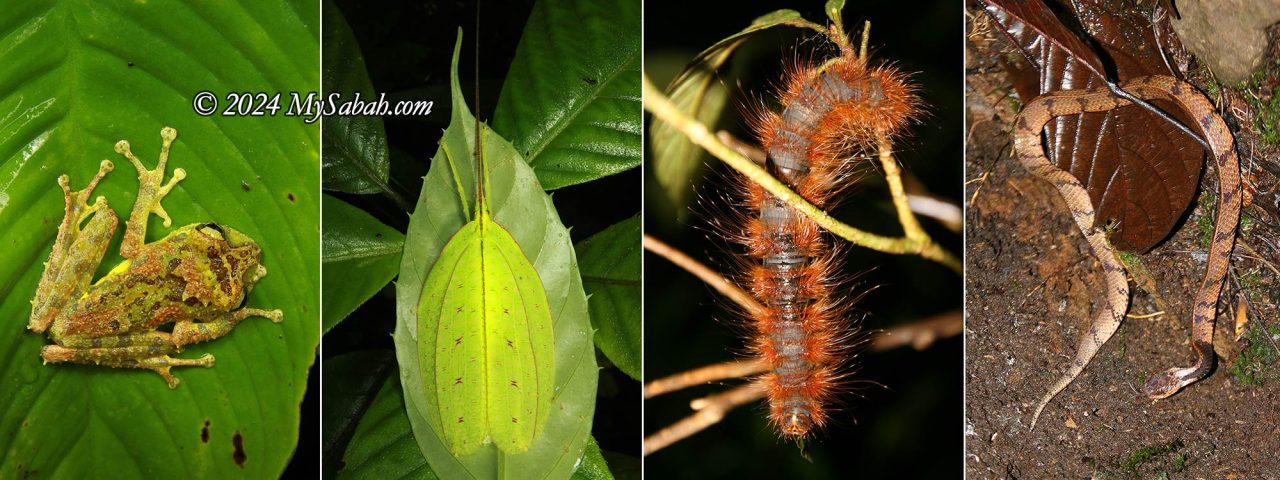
[395,30,596,478]
[649,9,820,208]
[0,1,319,478]
[321,0,397,202]
[323,350,396,478]
[492,0,641,190]
[340,375,438,480]
[342,375,610,480]
[416,210,555,455]
[321,194,403,334]
[575,216,640,379]
[569,437,612,480]
[825,0,847,21]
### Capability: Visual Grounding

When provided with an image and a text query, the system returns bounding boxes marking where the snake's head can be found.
[1142,366,1200,399]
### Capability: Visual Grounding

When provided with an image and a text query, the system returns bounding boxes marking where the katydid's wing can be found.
[480,214,554,453]
[417,213,554,456]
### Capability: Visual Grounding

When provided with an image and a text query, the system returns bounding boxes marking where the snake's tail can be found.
[1028,315,1107,429]
[1029,248,1129,430]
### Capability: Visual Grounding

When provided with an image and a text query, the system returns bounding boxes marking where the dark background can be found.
[319,0,641,475]
[644,0,962,477]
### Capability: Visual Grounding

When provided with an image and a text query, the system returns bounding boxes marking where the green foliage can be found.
[322,350,397,477]
[322,1,640,476]
[1228,322,1280,386]
[321,195,403,333]
[1120,440,1186,477]
[493,0,641,189]
[393,31,596,478]
[321,0,396,201]
[0,0,319,477]
[575,216,642,379]
[1196,192,1216,248]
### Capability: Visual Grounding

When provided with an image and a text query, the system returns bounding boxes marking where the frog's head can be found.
[188,222,268,301]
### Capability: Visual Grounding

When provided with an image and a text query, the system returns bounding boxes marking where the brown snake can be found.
[1014,75,1241,429]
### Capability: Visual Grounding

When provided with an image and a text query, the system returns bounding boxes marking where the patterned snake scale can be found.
[1014,76,1241,430]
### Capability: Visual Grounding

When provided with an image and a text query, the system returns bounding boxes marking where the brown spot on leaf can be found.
[232,432,246,467]
[240,181,251,192]
[201,420,210,443]
[286,192,296,203]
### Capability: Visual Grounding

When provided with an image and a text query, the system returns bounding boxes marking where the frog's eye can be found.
[198,223,226,240]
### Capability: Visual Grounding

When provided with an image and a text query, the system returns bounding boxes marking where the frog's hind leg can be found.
[171,308,285,348]
[29,160,117,333]
[116,127,186,259]
[41,344,212,389]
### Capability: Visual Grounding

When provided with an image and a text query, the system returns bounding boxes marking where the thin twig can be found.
[643,234,764,315]
[907,194,963,233]
[870,310,962,351]
[643,75,961,273]
[642,383,766,456]
[644,358,767,399]
[643,312,964,454]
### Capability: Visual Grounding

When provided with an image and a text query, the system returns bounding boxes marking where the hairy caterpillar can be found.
[726,35,920,437]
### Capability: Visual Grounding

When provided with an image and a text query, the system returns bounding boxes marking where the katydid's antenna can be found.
[473,0,484,208]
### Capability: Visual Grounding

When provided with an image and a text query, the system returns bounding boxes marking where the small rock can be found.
[1171,0,1280,84]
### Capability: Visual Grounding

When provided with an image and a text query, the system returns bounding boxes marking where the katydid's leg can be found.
[171,308,284,348]
[116,127,185,259]
[29,161,117,333]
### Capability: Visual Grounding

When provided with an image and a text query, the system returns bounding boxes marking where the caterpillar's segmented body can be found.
[734,51,917,438]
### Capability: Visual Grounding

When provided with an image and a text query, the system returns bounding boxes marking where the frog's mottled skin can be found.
[27,127,283,388]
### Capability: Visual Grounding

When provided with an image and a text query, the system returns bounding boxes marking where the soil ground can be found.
[964,13,1280,479]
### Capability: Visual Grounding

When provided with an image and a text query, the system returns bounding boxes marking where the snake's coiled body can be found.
[1015,75,1241,429]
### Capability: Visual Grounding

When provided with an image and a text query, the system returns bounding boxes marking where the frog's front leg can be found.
[171,307,285,348]
[29,161,118,333]
[114,126,186,259]
[41,344,213,388]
